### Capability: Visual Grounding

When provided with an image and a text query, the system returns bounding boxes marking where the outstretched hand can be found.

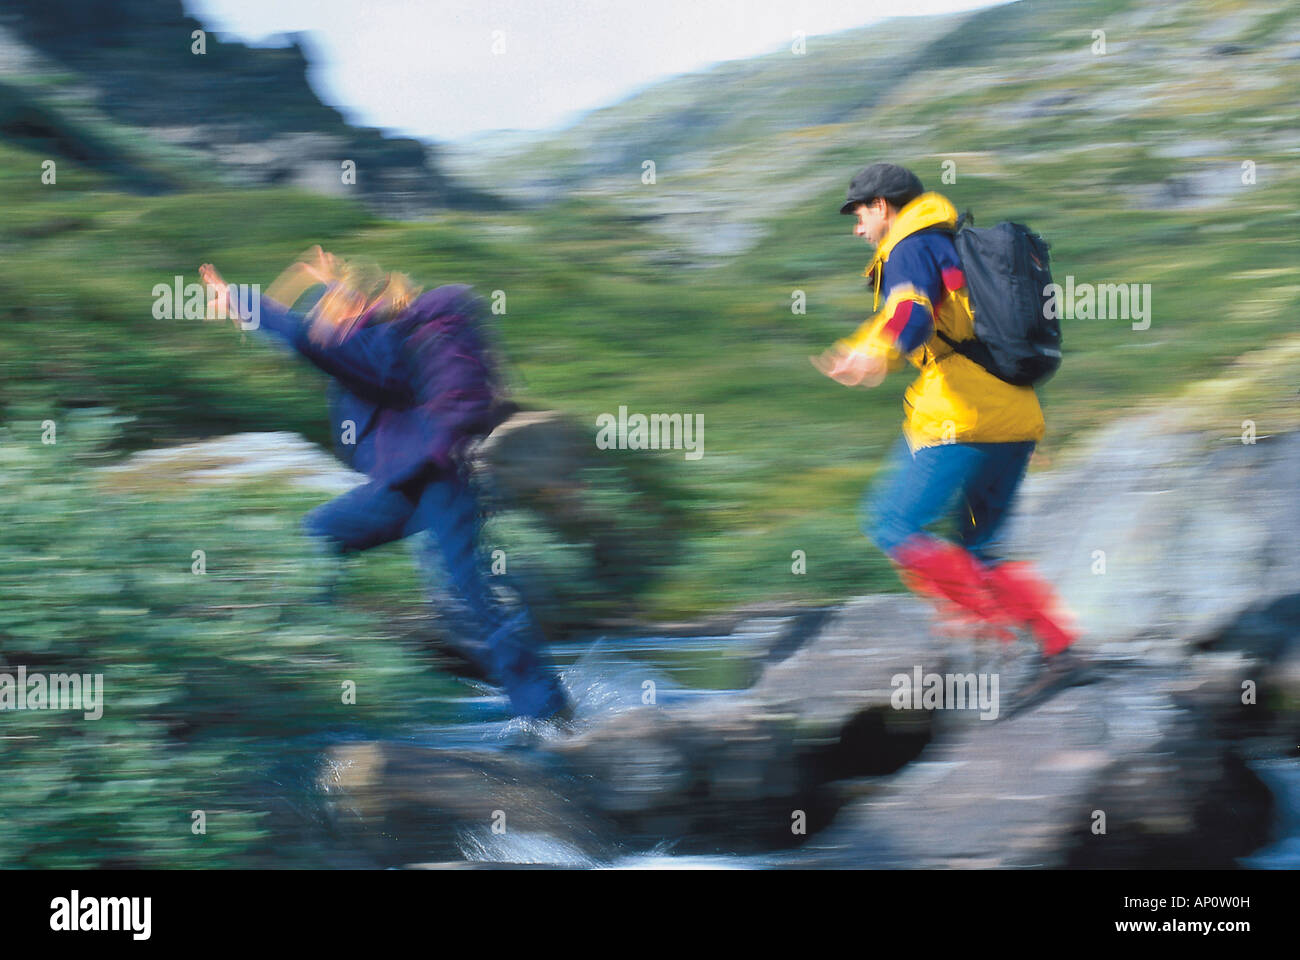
[265,245,341,311]
[302,244,339,283]
[811,343,887,387]
[198,263,240,327]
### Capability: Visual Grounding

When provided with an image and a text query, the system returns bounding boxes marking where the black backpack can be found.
[936,212,1061,387]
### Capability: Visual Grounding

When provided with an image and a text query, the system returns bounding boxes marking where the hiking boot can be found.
[1003,649,1098,720]
[485,611,573,721]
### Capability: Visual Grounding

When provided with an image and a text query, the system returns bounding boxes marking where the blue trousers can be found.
[863,438,1034,565]
[302,468,568,719]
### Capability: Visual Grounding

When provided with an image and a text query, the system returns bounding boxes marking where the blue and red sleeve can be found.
[877,234,967,355]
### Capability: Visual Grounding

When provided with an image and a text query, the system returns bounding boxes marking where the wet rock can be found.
[322,597,951,857]
[319,741,620,867]
[748,595,947,730]
[542,697,810,852]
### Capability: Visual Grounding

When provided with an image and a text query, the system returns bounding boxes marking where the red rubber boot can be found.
[892,537,1016,643]
[981,561,1077,656]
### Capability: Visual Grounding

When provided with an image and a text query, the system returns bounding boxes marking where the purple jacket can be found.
[255,283,503,487]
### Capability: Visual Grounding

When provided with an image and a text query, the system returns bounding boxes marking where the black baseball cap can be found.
[839,162,925,215]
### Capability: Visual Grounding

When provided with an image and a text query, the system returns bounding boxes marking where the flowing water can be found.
[263,626,1300,870]
[262,626,792,869]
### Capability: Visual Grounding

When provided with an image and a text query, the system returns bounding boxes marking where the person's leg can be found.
[402,470,504,628]
[955,442,1077,657]
[863,437,957,559]
[303,479,417,552]
[301,480,417,600]
[955,441,1034,565]
[401,470,501,683]
[406,530,498,682]
[405,469,570,719]
[862,439,1009,630]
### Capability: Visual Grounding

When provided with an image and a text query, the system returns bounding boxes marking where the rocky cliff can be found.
[0,0,502,215]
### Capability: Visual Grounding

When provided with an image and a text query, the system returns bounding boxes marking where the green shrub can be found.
[0,408,454,868]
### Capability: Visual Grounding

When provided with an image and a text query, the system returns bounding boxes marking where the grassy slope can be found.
[3,0,1298,620]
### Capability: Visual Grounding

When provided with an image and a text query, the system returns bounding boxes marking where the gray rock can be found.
[1004,418,1300,653]
[795,652,1270,868]
[318,741,621,866]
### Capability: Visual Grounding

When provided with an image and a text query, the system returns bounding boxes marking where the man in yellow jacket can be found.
[814,163,1087,700]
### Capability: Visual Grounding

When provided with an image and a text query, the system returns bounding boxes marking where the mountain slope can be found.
[445,0,1300,259]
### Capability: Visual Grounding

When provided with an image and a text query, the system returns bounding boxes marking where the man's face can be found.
[852,198,891,246]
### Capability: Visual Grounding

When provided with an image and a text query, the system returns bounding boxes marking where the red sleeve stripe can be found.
[882,299,915,341]
[941,267,965,292]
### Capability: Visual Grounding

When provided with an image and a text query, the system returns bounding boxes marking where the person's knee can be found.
[301,508,330,542]
[960,523,1005,567]
[860,496,913,560]
[301,511,350,556]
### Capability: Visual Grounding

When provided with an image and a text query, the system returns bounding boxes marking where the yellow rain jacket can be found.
[837,192,1045,450]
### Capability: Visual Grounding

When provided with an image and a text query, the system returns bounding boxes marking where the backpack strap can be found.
[935,213,973,359]
[933,328,964,359]
[935,327,1005,379]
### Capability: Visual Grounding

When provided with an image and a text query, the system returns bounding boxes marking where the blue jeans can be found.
[302,468,569,719]
[863,438,1034,565]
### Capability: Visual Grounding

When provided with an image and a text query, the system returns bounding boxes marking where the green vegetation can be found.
[0,409,456,867]
[4,81,1300,619]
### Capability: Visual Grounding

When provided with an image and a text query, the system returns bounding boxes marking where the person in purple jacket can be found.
[199,251,572,722]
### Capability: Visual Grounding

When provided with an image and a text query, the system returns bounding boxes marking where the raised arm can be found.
[200,262,414,406]
[257,289,415,406]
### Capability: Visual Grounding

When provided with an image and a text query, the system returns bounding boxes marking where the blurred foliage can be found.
[0,409,457,867]
[0,2,1297,625]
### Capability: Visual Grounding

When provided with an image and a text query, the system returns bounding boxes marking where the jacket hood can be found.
[861,191,960,309]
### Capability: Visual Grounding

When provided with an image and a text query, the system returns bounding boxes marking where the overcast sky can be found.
[184,0,1003,142]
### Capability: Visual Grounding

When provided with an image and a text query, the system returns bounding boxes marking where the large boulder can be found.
[793,651,1272,868]
[318,741,621,867]
[1005,417,1300,657]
